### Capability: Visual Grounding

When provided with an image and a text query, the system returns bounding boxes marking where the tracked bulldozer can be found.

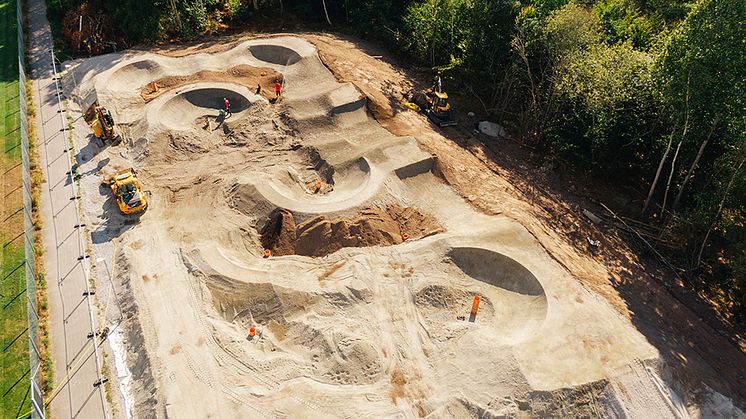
[102,169,147,215]
[85,102,120,143]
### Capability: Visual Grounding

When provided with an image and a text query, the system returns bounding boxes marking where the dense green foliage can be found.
[50,0,745,318]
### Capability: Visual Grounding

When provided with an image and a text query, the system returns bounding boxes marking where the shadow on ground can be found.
[90,179,142,244]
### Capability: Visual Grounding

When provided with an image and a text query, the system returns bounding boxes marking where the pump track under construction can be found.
[47,33,746,418]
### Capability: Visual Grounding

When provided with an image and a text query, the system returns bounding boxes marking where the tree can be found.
[654,0,746,212]
[403,0,470,67]
[536,4,660,174]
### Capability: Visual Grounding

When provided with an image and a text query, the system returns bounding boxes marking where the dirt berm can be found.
[140,64,283,102]
[261,204,443,257]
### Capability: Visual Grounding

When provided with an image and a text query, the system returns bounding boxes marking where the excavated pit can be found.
[109,59,164,92]
[448,247,545,296]
[140,65,282,103]
[260,205,444,257]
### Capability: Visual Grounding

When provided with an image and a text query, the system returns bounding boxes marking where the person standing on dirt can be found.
[275,81,282,98]
[256,83,261,95]
[223,97,231,117]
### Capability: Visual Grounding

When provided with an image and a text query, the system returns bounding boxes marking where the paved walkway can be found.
[26,0,109,417]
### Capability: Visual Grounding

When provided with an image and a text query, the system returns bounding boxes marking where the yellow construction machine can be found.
[103,169,147,215]
[85,103,120,143]
[406,78,457,127]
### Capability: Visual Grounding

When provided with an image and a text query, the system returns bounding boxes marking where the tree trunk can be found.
[642,130,674,215]
[696,157,745,267]
[514,32,537,107]
[672,117,719,212]
[660,141,682,218]
[170,0,182,31]
[321,0,332,25]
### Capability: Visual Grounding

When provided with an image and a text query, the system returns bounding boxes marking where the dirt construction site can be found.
[58,34,746,418]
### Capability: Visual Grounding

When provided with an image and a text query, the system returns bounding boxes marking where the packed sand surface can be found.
[61,35,745,418]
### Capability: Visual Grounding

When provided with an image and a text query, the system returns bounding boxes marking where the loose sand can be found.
[60,35,744,418]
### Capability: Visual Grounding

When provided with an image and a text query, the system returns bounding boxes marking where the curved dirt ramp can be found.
[249,44,302,66]
[157,85,255,131]
[251,158,386,214]
[108,59,165,92]
[446,247,548,343]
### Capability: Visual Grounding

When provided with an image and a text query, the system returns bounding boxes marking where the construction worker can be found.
[275,81,282,98]
[256,83,262,95]
[223,97,231,117]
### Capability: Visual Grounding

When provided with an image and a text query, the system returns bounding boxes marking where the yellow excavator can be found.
[103,169,147,214]
[85,103,120,143]
[406,78,457,127]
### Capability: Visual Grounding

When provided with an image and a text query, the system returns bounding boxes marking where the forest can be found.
[48,0,745,322]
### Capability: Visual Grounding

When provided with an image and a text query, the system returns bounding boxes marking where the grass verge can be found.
[0,0,31,417]
[24,77,53,396]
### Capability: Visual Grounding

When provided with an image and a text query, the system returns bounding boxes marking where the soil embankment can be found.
[261,204,443,257]
[140,64,283,102]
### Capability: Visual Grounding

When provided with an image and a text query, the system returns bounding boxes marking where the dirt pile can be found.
[260,208,298,255]
[261,204,443,257]
[140,64,283,102]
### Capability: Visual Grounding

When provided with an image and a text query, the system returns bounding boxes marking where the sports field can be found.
[0,0,31,417]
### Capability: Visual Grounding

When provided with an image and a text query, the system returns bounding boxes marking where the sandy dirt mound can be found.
[261,204,443,257]
[206,276,319,323]
[141,64,283,102]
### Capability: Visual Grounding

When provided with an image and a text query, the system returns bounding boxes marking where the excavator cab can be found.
[430,91,451,112]
[424,91,456,127]
[407,89,457,127]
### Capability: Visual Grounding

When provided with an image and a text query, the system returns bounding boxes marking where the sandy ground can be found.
[58,35,746,418]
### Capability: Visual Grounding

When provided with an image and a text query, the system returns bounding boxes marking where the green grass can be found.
[0,0,32,417]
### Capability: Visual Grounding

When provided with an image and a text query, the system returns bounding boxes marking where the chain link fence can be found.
[18,0,45,416]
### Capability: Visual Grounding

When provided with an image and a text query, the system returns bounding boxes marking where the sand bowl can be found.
[108,59,165,92]
[251,157,385,214]
[249,44,302,66]
[447,247,548,343]
[158,86,253,131]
